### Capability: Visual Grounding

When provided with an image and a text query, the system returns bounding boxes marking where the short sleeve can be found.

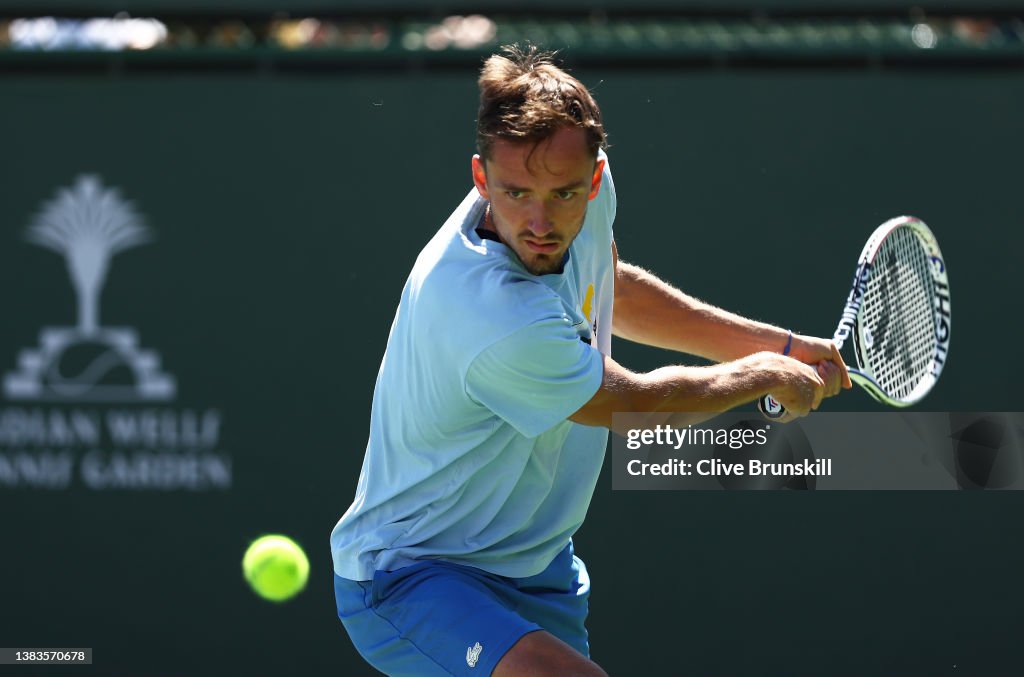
[466,315,604,438]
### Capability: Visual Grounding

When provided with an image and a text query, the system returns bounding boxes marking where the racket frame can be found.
[759,215,950,418]
[840,216,950,407]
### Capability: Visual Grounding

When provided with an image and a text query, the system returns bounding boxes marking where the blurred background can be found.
[1,0,1023,674]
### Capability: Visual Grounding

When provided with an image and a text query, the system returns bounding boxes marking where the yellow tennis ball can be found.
[242,534,309,602]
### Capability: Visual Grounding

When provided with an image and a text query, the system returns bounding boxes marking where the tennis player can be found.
[331,44,850,676]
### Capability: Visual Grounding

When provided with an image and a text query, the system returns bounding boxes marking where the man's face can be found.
[472,126,605,275]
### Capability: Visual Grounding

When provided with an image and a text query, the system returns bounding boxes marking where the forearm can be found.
[572,352,794,431]
[638,354,779,412]
[613,260,790,362]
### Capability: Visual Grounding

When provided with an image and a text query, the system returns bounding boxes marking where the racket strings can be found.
[860,227,937,399]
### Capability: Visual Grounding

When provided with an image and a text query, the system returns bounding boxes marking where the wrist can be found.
[782,330,793,356]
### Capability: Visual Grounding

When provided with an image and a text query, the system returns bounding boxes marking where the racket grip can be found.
[758,394,786,419]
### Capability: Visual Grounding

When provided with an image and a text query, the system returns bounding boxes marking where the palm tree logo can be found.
[4,175,176,401]
[27,175,151,335]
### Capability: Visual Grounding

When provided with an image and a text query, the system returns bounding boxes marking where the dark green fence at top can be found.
[0,63,1022,675]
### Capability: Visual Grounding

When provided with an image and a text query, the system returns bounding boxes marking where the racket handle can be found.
[758,394,786,419]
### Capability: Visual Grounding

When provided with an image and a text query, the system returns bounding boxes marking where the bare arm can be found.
[569,352,834,431]
[614,257,789,361]
[612,246,851,388]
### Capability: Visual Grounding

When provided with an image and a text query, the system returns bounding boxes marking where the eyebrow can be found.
[494,179,588,192]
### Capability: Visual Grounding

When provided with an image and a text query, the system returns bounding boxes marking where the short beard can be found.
[520,251,565,275]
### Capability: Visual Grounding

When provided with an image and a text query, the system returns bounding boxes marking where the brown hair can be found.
[476,44,607,161]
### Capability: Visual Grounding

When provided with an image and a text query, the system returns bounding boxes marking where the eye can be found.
[555,191,576,201]
[506,191,527,200]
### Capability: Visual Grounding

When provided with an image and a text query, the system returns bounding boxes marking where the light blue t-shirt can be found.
[331,153,617,581]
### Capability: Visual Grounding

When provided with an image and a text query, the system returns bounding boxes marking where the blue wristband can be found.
[782,330,793,356]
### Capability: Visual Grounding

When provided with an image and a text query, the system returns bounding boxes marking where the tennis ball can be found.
[242,534,309,602]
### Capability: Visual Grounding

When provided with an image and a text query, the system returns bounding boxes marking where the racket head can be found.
[844,216,951,406]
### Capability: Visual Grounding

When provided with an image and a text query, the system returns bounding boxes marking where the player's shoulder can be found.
[409,192,563,324]
[424,246,563,325]
[416,261,567,363]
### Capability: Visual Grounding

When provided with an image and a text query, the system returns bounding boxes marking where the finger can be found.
[815,362,831,397]
[830,343,853,389]
[810,371,825,411]
[817,361,841,398]
[780,405,805,421]
[828,363,842,397]
[778,395,810,419]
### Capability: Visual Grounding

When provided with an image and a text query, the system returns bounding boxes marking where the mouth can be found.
[523,239,561,254]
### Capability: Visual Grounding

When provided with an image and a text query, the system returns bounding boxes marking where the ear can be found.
[588,158,606,201]
[471,155,490,200]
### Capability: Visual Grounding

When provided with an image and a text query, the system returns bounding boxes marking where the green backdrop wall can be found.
[1,63,1022,675]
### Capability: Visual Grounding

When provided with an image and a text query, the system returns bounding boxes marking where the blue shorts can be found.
[334,543,591,676]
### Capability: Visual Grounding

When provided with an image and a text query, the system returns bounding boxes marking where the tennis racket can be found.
[759,216,951,418]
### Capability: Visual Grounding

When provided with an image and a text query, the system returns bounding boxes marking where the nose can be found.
[526,202,555,238]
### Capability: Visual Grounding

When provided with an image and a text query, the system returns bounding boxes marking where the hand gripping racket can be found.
[759,216,951,418]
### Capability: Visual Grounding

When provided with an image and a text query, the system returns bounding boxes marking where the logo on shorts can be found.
[466,642,483,668]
